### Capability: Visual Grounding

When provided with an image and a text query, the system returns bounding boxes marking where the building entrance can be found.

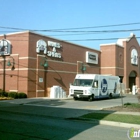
[129,71,137,92]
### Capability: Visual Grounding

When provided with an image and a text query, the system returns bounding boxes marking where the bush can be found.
[0,91,27,99]
[0,90,8,97]
[2,92,8,97]
[0,90,3,97]
[8,92,18,99]
[0,90,27,99]
[18,92,27,98]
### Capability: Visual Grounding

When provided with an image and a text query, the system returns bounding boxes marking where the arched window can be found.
[131,49,138,65]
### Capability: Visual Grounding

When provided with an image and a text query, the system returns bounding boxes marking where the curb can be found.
[77,118,140,129]
[99,120,140,129]
[91,110,140,116]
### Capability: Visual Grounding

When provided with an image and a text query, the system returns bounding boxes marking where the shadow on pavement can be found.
[0,100,117,140]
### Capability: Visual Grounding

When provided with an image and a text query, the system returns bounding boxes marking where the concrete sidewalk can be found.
[0,96,72,105]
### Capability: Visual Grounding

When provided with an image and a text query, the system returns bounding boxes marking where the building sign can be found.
[36,40,47,54]
[131,49,138,65]
[47,41,61,58]
[48,41,61,48]
[36,40,61,58]
[0,39,11,56]
[86,51,98,64]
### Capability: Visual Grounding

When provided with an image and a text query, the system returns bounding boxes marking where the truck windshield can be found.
[73,79,93,86]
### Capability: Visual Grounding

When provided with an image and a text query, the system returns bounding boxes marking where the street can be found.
[0,104,128,140]
[0,95,139,140]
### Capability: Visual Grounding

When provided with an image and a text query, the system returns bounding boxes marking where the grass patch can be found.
[124,102,140,108]
[81,113,140,124]
[81,103,140,124]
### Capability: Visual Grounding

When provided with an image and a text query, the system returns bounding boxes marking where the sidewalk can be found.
[0,96,73,105]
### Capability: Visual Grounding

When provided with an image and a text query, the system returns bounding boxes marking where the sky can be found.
[0,0,140,50]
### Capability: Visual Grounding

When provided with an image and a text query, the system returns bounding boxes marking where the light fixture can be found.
[7,60,11,66]
[80,64,86,72]
[7,57,15,71]
[40,58,48,68]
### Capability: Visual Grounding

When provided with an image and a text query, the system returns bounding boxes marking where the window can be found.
[73,79,93,87]
[93,80,98,88]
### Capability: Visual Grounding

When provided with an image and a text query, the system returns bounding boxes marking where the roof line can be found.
[0,30,101,52]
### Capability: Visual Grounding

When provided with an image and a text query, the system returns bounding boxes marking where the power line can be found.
[39,28,140,33]
[1,28,140,36]
[0,22,140,43]
[47,29,140,36]
[0,22,140,32]
[42,22,140,31]
[64,37,140,41]
[0,22,140,39]
[47,22,140,30]
[4,36,140,42]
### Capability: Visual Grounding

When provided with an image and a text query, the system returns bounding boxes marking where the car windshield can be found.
[73,79,93,86]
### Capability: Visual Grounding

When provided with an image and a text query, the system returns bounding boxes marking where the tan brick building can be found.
[0,31,139,97]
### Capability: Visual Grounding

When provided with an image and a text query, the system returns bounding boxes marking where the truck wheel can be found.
[73,97,78,100]
[88,94,94,101]
[109,93,113,99]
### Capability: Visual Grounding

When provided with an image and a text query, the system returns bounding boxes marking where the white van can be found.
[69,74,120,101]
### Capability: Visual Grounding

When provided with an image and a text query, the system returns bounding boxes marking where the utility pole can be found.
[2,35,6,93]
[2,55,5,93]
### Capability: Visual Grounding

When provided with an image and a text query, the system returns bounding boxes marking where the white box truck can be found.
[69,74,120,101]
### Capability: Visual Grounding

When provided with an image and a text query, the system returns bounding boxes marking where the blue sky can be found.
[1,0,140,50]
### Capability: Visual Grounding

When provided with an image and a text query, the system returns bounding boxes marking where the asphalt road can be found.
[0,104,130,140]
[0,94,138,140]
